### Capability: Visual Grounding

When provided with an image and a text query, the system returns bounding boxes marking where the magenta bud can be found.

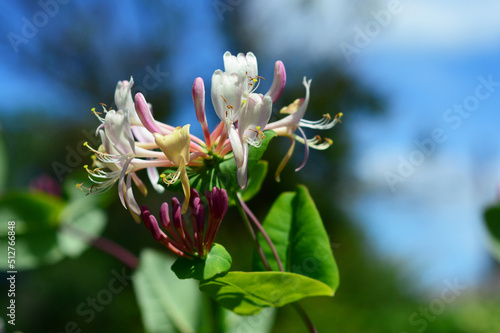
[148,215,164,241]
[192,77,206,124]
[171,197,183,229]
[192,77,211,146]
[141,205,152,230]
[159,202,170,230]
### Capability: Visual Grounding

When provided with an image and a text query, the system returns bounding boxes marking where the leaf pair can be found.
[198,186,340,315]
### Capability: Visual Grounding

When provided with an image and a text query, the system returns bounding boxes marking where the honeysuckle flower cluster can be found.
[78,51,341,231]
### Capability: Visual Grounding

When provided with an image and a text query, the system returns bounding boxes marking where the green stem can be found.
[237,192,284,272]
[294,303,318,333]
[236,198,272,271]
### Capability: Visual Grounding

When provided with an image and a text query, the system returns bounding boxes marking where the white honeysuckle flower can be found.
[236,93,272,189]
[211,70,247,124]
[212,51,283,188]
[154,124,192,214]
[211,70,247,168]
[115,78,138,121]
[81,108,143,222]
[265,77,342,181]
[223,51,258,92]
[103,109,136,156]
[239,94,272,148]
[116,82,165,194]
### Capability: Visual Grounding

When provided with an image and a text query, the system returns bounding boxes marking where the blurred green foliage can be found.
[1,1,499,332]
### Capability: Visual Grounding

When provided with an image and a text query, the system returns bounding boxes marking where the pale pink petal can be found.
[228,125,244,168]
[265,61,286,103]
[134,93,163,134]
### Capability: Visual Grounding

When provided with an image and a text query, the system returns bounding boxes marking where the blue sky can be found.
[2,0,500,292]
[340,1,500,289]
[243,0,500,290]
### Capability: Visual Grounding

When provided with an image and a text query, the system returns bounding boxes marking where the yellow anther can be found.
[256,126,265,139]
[280,99,301,115]
[159,172,179,186]
[84,165,89,169]
[335,113,343,122]
[325,138,333,145]
[83,142,88,147]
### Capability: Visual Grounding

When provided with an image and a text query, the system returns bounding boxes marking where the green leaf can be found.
[0,191,107,269]
[0,192,64,231]
[133,249,201,333]
[0,192,66,269]
[160,130,276,198]
[57,197,107,258]
[484,205,500,262]
[171,243,232,280]
[228,160,268,206]
[255,185,339,291]
[200,271,333,315]
[224,308,275,333]
[219,130,276,191]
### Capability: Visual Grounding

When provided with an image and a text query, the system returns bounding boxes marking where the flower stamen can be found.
[160,172,180,186]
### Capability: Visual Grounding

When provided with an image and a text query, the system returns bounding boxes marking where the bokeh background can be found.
[1,0,500,332]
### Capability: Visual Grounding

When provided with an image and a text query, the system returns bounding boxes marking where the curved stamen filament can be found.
[160,171,180,186]
[84,142,125,164]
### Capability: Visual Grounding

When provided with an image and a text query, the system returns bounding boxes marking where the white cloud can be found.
[382,0,500,53]
[244,0,500,61]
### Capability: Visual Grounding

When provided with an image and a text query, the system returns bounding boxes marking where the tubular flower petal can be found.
[192,77,211,147]
[211,70,246,124]
[264,77,341,179]
[134,92,164,134]
[103,109,135,156]
[154,125,192,214]
[211,51,274,188]
[265,61,287,103]
[223,51,258,83]
[236,94,272,189]
[114,77,140,122]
